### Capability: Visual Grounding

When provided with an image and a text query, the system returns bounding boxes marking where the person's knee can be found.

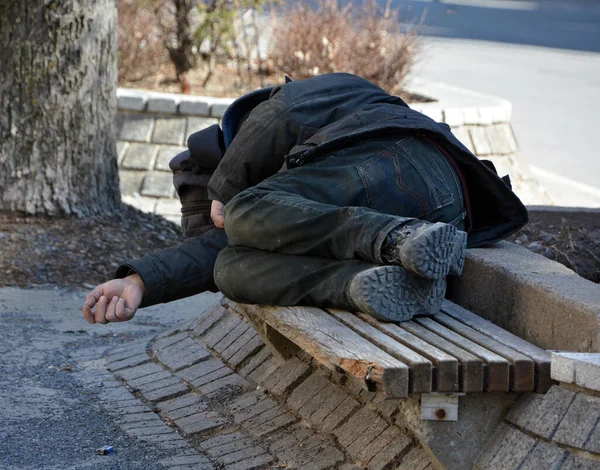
[213,249,243,301]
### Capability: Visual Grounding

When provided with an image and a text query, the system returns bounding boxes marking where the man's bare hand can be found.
[211,200,225,228]
[82,274,145,325]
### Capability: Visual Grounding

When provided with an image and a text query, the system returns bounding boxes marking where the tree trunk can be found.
[0,0,121,216]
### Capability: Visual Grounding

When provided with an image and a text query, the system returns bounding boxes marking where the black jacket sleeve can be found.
[115,228,229,308]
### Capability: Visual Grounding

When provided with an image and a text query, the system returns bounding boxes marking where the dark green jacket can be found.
[208,73,527,248]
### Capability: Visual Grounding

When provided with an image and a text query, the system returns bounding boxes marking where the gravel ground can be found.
[0,287,221,470]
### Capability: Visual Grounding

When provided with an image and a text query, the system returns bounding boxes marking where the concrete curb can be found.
[448,241,600,352]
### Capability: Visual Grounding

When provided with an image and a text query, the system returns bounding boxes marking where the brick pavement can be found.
[76,304,433,469]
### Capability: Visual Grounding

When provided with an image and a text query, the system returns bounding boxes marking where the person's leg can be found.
[224,137,467,278]
[214,246,445,321]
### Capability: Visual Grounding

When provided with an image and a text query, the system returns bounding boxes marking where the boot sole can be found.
[400,223,467,280]
[348,266,446,322]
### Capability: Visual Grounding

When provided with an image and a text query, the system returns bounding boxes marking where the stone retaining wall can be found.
[115,81,551,224]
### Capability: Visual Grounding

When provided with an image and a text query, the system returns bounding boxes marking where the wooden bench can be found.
[231,300,552,402]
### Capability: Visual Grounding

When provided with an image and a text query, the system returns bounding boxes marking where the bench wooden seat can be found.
[233,300,552,399]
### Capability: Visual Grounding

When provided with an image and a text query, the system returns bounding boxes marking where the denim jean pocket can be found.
[357,137,454,218]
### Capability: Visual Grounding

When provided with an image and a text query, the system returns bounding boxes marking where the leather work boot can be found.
[347,266,446,323]
[382,221,468,280]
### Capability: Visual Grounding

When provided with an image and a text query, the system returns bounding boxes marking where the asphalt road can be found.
[397,0,600,193]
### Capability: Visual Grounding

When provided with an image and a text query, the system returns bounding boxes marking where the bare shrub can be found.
[269,1,420,93]
[118,0,169,83]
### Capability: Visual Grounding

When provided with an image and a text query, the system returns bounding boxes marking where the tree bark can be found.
[0,0,121,216]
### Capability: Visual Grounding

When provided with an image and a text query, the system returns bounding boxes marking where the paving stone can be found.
[238,347,271,377]
[121,143,157,170]
[420,107,443,123]
[235,396,278,423]
[224,454,275,470]
[118,170,146,195]
[267,425,313,453]
[554,393,600,448]
[302,383,348,426]
[143,382,189,402]
[469,126,492,155]
[371,394,402,419]
[248,358,279,385]
[321,396,361,433]
[116,405,149,414]
[192,305,229,338]
[107,354,151,372]
[175,411,226,435]
[487,123,518,155]
[152,117,186,145]
[190,367,233,388]
[250,411,295,437]
[214,321,251,354]
[155,198,182,216]
[199,373,248,394]
[136,375,183,394]
[199,432,245,451]
[128,370,173,388]
[585,420,600,454]
[108,343,148,362]
[219,446,267,465]
[157,393,204,413]
[443,108,465,127]
[228,390,268,414]
[166,401,209,421]
[225,331,264,366]
[461,107,480,125]
[298,446,345,470]
[179,99,210,116]
[560,453,600,470]
[165,464,213,470]
[205,438,255,457]
[154,331,189,352]
[575,358,600,392]
[451,126,475,154]
[519,441,566,470]
[506,386,576,439]
[157,342,211,372]
[395,446,432,470]
[202,314,244,349]
[155,145,186,171]
[178,358,227,383]
[124,423,173,435]
[357,425,409,463]
[118,412,163,424]
[186,116,218,135]
[209,98,233,118]
[346,418,389,458]
[146,93,179,113]
[116,141,127,164]
[120,116,154,142]
[160,454,212,466]
[475,423,538,470]
[264,358,311,396]
[334,408,382,449]
[117,91,147,111]
[141,170,175,198]
[114,362,165,381]
[287,374,330,410]
[136,432,182,442]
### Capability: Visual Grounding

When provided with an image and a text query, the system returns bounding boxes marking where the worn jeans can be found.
[214,136,466,309]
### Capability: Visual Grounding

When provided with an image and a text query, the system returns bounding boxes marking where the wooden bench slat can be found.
[414,317,510,392]
[327,309,433,393]
[238,304,410,398]
[357,313,459,393]
[433,312,535,392]
[441,300,553,393]
[399,321,484,393]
